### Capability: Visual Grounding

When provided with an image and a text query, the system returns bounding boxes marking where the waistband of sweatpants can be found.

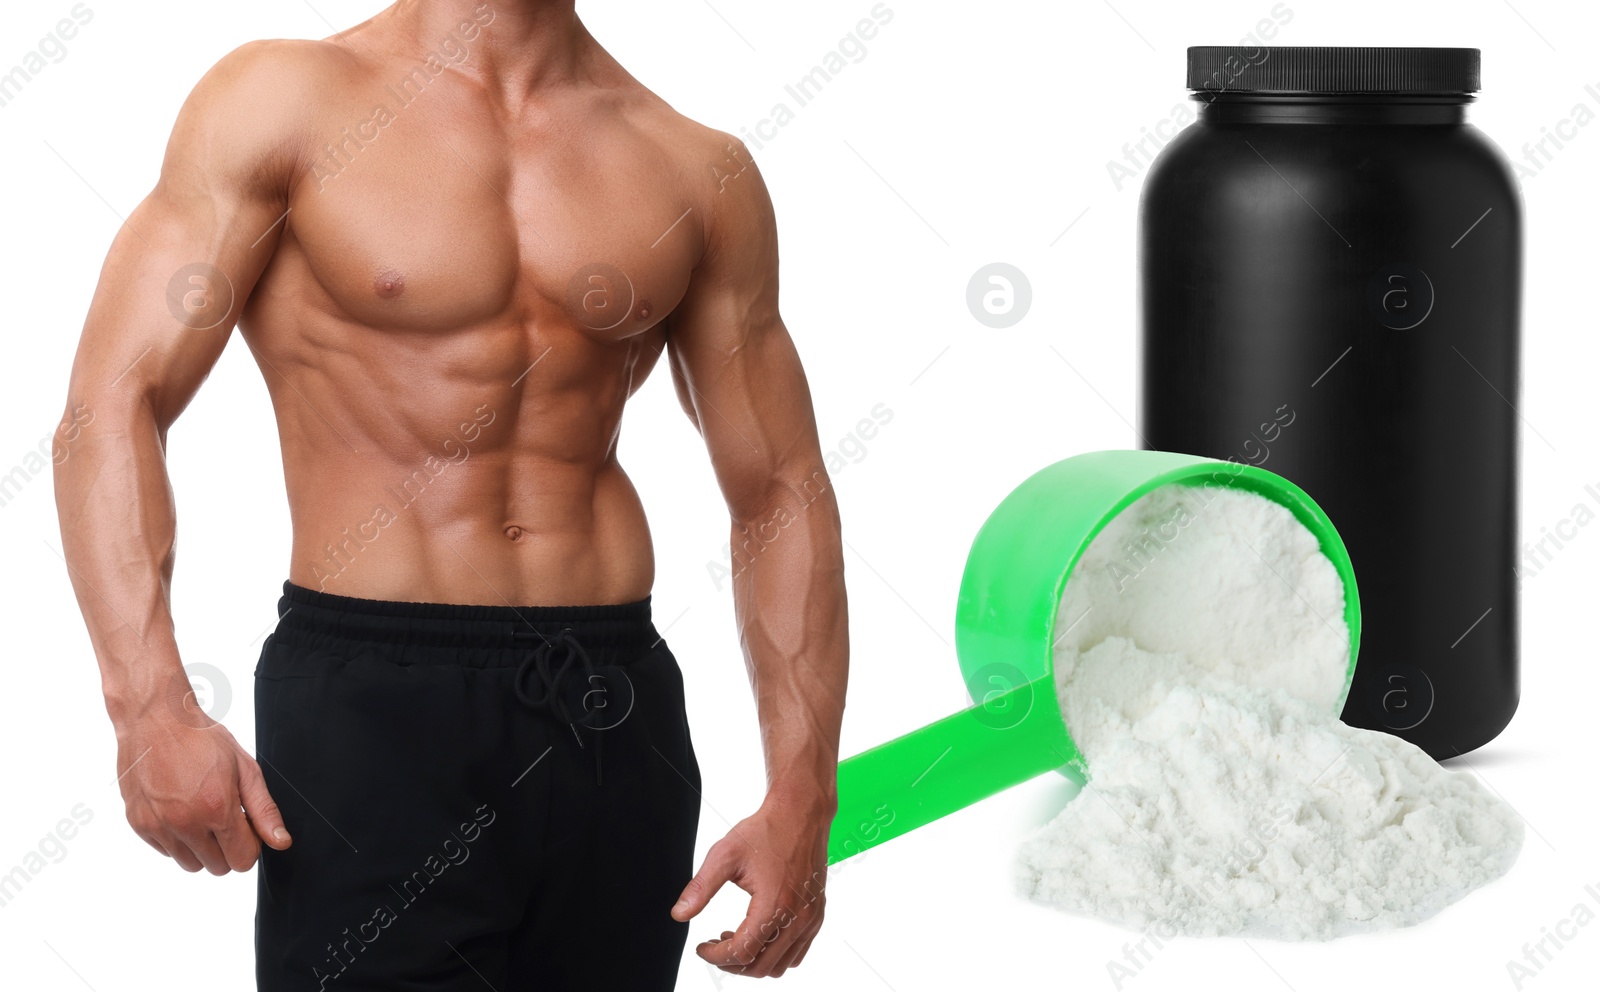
[272,580,659,666]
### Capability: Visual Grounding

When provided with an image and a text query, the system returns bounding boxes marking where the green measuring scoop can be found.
[825,449,1361,864]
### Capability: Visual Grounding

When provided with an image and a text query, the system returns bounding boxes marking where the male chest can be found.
[286,92,702,340]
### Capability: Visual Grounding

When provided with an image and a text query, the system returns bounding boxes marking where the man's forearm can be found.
[728,470,848,810]
[54,393,186,728]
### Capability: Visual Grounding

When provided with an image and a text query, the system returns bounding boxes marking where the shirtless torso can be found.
[55,1,845,981]
[219,7,751,604]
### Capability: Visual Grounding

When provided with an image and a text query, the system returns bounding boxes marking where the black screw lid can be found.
[1187,47,1480,95]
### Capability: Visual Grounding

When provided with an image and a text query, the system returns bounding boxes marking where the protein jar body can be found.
[1139,48,1521,758]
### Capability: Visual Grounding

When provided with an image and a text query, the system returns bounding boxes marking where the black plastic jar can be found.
[1139,47,1521,758]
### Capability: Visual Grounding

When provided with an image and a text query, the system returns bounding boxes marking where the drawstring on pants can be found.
[513,627,631,785]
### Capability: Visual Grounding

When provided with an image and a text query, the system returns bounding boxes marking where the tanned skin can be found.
[52,0,847,978]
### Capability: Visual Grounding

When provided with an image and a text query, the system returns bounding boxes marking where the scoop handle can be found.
[826,679,1073,864]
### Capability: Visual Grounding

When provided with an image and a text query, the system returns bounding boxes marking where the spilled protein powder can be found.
[1015,484,1523,940]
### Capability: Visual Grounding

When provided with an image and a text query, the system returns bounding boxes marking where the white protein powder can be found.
[1015,483,1524,940]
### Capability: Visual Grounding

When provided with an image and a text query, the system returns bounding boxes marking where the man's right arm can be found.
[53,41,317,875]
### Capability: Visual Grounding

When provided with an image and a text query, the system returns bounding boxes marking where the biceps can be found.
[70,183,282,427]
[671,322,824,515]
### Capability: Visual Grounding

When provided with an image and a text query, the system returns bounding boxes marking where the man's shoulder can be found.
[197,37,354,100]
[608,87,779,262]
[625,96,766,243]
[167,38,358,185]
[610,84,751,180]
[183,38,354,139]
[662,109,745,163]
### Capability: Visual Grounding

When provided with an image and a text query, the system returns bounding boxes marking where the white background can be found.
[2,0,1596,989]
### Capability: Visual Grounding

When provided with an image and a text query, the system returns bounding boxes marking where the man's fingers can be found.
[772,929,816,973]
[793,933,816,967]
[768,930,818,979]
[697,898,794,973]
[214,803,262,872]
[696,929,756,969]
[743,910,806,978]
[161,835,206,873]
[139,832,173,859]
[237,751,291,850]
[672,842,738,922]
[183,830,234,876]
[675,819,828,977]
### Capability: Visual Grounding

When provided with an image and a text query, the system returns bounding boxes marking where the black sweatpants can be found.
[254,581,702,991]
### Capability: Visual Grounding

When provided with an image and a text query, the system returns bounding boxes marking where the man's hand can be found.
[672,795,832,978]
[115,686,291,875]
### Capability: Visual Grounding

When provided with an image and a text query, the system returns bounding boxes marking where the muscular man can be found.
[52,2,848,988]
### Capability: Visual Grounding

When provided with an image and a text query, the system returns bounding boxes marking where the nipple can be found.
[374,269,405,299]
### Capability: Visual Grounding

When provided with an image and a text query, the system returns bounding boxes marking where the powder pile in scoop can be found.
[1015,483,1523,940]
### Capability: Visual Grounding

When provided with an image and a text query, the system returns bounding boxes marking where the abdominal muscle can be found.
[251,305,664,608]
[285,454,657,607]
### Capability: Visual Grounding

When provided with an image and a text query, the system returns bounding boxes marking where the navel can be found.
[374,269,406,299]
[504,525,524,543]
[635,299,653,322]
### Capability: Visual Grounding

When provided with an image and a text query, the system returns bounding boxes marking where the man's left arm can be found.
[665,137,848,980]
